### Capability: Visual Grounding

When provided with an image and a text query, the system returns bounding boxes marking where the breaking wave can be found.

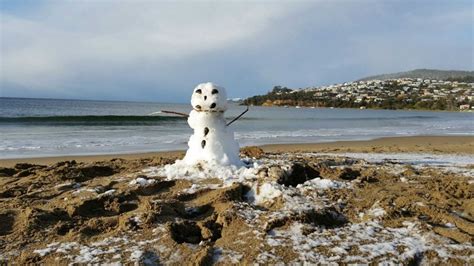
[0,115,187,126]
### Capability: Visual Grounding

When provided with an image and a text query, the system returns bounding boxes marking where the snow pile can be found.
[144,159,259,186]
[246,183,283,205]
[183,82,242,166]
[129,177,156,186]
[146,155,348,214]
[298,177,347,190]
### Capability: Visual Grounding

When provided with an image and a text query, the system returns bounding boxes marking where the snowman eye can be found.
[195,89,202,94]
[195,105,202,110]
[211,89,219,94]
[210,103,216,109]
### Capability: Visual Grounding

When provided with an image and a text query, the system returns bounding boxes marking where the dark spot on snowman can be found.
[212,89,219,94]
[195,89,202,94]
[204,127,209,136]
[210,103,216,109]
[201,140,206,149]
[204,96,207,100]
[195,105,201,110]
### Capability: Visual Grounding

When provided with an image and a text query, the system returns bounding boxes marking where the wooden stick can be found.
[226,105,249,127]
[160,110,189,117]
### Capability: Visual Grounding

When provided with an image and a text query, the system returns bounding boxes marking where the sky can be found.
[0,0,473,103]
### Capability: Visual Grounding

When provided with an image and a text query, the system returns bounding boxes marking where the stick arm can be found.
[226,105,249,127]
[160,110,189,117]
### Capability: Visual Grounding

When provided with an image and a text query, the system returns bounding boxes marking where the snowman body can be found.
[183,83,242,166]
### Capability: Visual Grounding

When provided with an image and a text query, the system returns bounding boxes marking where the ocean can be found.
[1,97,473,159]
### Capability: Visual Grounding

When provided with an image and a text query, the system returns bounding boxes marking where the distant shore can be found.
[246,104,474,113]
[0,135,472,167]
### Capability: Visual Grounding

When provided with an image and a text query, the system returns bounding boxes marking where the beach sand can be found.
[0,135,473,264]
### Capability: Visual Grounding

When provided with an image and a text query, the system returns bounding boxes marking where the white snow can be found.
[368,207,386,218]
[130,216,141,225]
[247,183,283,205]
[264,220,474,264]
[144,159,258,186]
[129,177,156,186]
[33,247,53,256]
[97,189,116,197]
[30,230,168,264]
[212,248,243,264]
[298,178,346,190]
[130,249,144,261]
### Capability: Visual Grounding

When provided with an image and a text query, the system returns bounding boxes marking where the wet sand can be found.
[261,135,474,154]
[0,136,472,167]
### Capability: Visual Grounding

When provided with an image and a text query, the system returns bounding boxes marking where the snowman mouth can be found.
[193,109,224,113]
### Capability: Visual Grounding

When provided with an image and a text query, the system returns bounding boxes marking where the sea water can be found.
[1,97,473,159]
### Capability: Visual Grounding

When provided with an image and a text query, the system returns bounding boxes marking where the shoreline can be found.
[1,135,472,167]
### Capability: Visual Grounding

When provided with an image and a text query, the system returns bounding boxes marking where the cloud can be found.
[0,0,472,101]
[1,1,307,99]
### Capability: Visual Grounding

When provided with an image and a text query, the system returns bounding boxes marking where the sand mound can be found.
[0,153,472,264]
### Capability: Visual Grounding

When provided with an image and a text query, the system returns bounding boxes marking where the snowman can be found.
[181,82,244,166]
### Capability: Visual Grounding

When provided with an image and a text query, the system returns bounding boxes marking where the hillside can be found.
[358,69,474,82]
[243,70,474,111]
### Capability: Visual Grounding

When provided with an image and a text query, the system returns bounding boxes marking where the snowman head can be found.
[191,82,228,112]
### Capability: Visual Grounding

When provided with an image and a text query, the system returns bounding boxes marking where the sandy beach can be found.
[1,135,472,167]
[1,135,473,264]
